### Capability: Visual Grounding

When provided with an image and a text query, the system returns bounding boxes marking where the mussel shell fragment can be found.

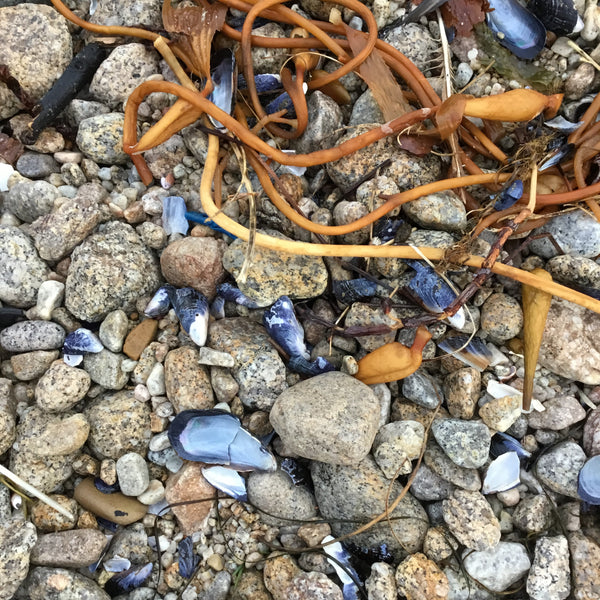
[482,451,521,494]
[544,115,583,134]
[437,335,494,371]
[332,278,378,304]
[578,455,600,505]
[177,537,200,579]
[238,73,281,93]
[144,284,175,318]
[63,328,103,355]
[207,48,235,129]
[202,465,248,501]
[104,562,153,596]
[168,409,277,471]
[162,196,189,236]
[103,555,131,573]
[322,535,362,599]
[486,0,546,60]
[528,0,583,36]
[490,432,532,461]
[493,180,523,211]
[288,355,335,376]
[169,287,209,347]
[263,295,310,360]
[217,282,260,308]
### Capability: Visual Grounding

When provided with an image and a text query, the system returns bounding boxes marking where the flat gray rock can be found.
[536,441,587,498]
[527,535,571,600]
[402,191,467,233]
[424,441,481,491]
[0,320,65,353]
[270,372,380,465]
[431,419,491,469]
[402,371,444,410]
[5,180,59,223]
[26,567,110,600]
[30,529,106,568]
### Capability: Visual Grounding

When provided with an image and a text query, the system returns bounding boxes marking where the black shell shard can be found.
[63,328,103,355]
[545,115,583,134]
[178,537,200,579]
[263,295,310,359]
[210,295,226,319]
[94,477,120,494]
[490,432,532,461]
[332,278,378,304]
[144,284,175,318]
[539,140,574,171]
[528,0,583,36]
[0,306,25,327]
[486,0,546,60]
[281,457,312,488]
[437,335,494,371]
[104,562,153,596]
[238,73,281,93]
[207,48,235,129]
[371,218,409,245]
[217,282,260,308]
[265,91,297,117]
[169,287,209,347]
[493,179,523,211]
[168,409,278,471]
[322,535,363,600]
[288,355,336,376]
[202,466,248,501]
[405,260,465,329]
[578,455,600,505]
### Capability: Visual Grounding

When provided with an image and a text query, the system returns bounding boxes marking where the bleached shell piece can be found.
[482,451,521,494]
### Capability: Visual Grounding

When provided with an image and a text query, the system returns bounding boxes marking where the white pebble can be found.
[146,362,165,396]
[0,163,15,192]
[35,280,65,320]
[139,480,166,505]
[149,431,171,452]
[134,384,151,403]
[455,62,473,88]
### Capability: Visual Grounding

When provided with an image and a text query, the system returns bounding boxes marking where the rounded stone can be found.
[373,420,425,478]
[395,553,449,600]
[30,529,107,568]
[512,494,554,533]
[83,349,129,390]
[527,535,571,600]
[5,180,59,223]
[15,153,60,179]
[0,226,49,308]
[116,452,150,496]
[0,518,38,600]
[381,23,438,73]
[443,367,481,419]
[431,419,491,469]
[270,372,380,465]
[0,321,65,353]
[480,293,523,343]
[164,346,214,412]
[35,360,91,412]
[402,191,467,233]
[11,350,59,382]
[527,395,586,430]
[536,441,587,498]
[76,113,131,164]
[98,310,129,353]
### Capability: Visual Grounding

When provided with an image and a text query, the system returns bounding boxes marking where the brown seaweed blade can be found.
[521,267,553,412]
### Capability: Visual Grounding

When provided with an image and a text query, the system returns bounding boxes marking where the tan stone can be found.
[395,553,449,600]
[164,346,214,412]
[123,319,158,360]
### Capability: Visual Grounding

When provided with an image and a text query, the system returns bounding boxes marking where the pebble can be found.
[527,395,586,430]
[90,43,159,107]
[535,440,587,498]
[443,367,481,419]
[123,319,158,360]
[30,495,78,532]
[65,221,161,322]
[263,554,302,600]
[30,529,107,568]
[349,89,384,125]
[76,112,132,164]
[311,456,428,559]
[270,372,380,465]
[381,23,438,72]
[431,419,490,469]
[164,346,214,412]
[285,570,344,599]
[373,420,425,477]
[0,225,49,307]
[402,191,467,232]
[478,393,521,432]
[5,180,59,223]
[0,4,72,101]
[26,566,110,600]
[15,153,60,178]
[33,200,103,264]
[85,390,151,459]
[0,516,37,600]
[583,406,600,456]
[137,479,165,506]
[568,531,600,600]
[0,379,16,455]
[294,91,344,155]
[233,569,271,600]
[11,350,59,382]
[208,318,287,410]
[366,562,397,600]
[99,309,129,353]
[74,477,147,525]
[33,281,65,321]
[442,489,501,551]
[222,234,328,306]
[546,254,600,292]
[83,349,129,390]
[480,293,523,343]
[527,535,571,600]
[512,494,554,533]
[565,62,596,99]
[116,452,150,496]
[0,320,64,353]
[402,371,444,410]
[410,463,456,501]
[160,236,228,300]
[424,441,481,491]
[35,360,90,412]
[164,462,216,535]
[538,299,600,384]
[530,209,600,258]
[197,347,235,368]
[395,553,449,600]
[463,542,531,592]
[344,303,399,351]
[247,470,317,526]
[146,362,165,396]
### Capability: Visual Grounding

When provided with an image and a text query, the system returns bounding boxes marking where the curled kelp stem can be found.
[521,268,553,412]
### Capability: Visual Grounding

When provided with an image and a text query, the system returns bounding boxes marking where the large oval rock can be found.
[0,226,49,308]
[35,360,91,412]
[26,567,110,600]
[270,372,380,465]
[65,221,161,322]
[311,456,429,560]
[164,346,214,412]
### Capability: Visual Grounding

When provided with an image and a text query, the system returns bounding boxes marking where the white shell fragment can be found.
[0,162,15,192]
[482,451,520,494]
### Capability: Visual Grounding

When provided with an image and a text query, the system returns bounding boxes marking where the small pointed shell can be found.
[483,451,521,494]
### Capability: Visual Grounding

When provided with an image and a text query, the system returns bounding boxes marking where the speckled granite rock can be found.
[65,221,161,322]
[208,318,287,410]
[76,113,131,164]
[395,553,449,600]
[223,232,328,307]
[35,360,91,412]
[0,517,37,600]
[527,535,570,600]
[402,191,467,233]
[536,441,586,498]
[164,346,214,412]
[270,372,380,465]
[0,379,16,455]
[25,567,110,600]
[30,529,107,568]
[0,320,65,352]
[0,226,49,308]
[568,531,600,600]
[5,180,59,223]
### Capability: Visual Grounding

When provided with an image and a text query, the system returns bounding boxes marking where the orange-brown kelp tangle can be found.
[49,0,600,386]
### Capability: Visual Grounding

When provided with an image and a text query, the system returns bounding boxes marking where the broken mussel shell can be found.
[437,334,495,371]
[482,451,521,494]
[288,355,336,376]
[201,465,248,502]
[356,326,432,385]
[168,409,278,471]
[486,0,546,60]
[144,284,175,318]
[578,455,600,505]
[216,282,260,308]
[493,179,523,211]
[207,48,235,129]
[104,562,153,596]
[490,432,532,461]
[62,328,104,367]
[332,278,378,304]
[322,535,362,600]
[263,295,310,360]
[162,196,189,236]
[528,0,583,36]
[177,537,200,579]
[169,287,210,347]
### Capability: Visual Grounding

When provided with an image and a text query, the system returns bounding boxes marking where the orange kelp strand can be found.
[521,268,553,412]
[355,327,432,385]
[463,90,563,121]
